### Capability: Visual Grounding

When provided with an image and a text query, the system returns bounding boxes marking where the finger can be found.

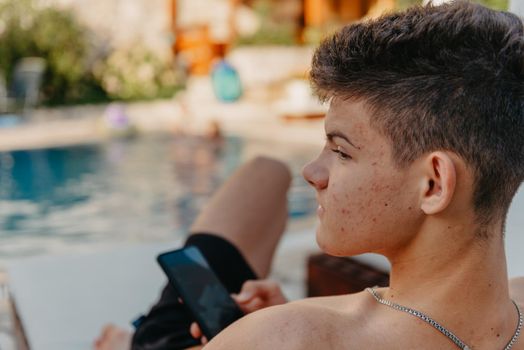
[234,296,264,313]
[236,280,267,302]
[231,293,251,304]
[190,322,202,339]
[238,280,279,302]
[231,294,250,313]
[243,297,265,312]
[234,298,252,313]
[201,336,208,345]
[242,280,279,295]
[235,288,255,303]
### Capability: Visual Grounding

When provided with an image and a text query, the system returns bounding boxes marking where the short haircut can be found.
[310,0,524,233]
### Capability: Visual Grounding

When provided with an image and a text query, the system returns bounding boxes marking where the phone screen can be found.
[157,246,244,340]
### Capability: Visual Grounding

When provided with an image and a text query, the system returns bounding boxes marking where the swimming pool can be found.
[0,135,319,263]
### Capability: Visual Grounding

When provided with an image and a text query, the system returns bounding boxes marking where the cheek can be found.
[327,176,408,240]
[328,179,390,223]
[319,166,418,254]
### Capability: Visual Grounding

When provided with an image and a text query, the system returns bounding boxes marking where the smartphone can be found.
[156,246,244,340]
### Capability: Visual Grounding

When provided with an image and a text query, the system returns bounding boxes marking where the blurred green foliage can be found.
[475,0,509,10]
[396,0,422,10]
[0,0,107,105]
[0,0,183,106]
[92,46,183,101]
[396,0,508,10]
[234,0,296,46]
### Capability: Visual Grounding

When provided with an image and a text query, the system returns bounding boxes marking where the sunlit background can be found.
[0,1,522,349]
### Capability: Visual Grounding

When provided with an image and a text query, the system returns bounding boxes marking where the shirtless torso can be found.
[208,282,524,350]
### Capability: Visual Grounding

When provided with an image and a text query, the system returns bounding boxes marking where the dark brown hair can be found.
[310,0,524,232]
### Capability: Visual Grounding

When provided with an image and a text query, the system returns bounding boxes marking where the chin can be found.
[315,228,330,252]
[315,227,372,257]
[316,228,350,257]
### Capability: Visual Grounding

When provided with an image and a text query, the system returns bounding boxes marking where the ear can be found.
[420,152,457,215]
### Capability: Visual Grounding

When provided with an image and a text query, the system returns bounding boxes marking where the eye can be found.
[331,146,351,160]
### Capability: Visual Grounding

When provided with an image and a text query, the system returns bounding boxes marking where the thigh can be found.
[190,156,291,278]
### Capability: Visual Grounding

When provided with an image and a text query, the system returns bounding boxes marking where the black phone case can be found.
[156,246,243,340]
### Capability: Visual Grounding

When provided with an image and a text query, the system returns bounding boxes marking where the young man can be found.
[95,1,523,349]
[203,1,524,349]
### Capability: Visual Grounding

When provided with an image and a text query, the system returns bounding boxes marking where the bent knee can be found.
[248,156,292,184]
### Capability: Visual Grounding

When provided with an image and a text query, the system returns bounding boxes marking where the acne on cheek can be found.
[355,199,373,216]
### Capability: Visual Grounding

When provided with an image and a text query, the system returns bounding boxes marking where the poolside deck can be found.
[0,94,325,153]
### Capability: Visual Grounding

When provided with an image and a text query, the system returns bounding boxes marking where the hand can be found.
[232,279,287,314]
[190,322,208,346]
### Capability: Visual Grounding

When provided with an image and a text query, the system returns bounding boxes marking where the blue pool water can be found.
[0,135,318,262]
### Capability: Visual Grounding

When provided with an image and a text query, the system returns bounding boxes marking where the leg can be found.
[101,156,291,350]
[190,155,292,278]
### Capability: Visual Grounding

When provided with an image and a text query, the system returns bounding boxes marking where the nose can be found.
[302,158,328,191]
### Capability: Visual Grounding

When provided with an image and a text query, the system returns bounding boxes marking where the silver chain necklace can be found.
[366,287,523,350]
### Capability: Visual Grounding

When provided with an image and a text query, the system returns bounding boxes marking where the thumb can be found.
[237,280,278,302]
[234,289,255,303]
[237,280,269,302]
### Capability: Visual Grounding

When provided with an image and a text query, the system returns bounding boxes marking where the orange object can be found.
[174,25,214,75]
[170,0,238,76]
[339,0,363,22]
[303,0,366,27]
[304,0,329,27]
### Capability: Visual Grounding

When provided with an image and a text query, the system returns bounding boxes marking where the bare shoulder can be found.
[292,290,370,311]
[205,292,373,350]
[203,303,316,350]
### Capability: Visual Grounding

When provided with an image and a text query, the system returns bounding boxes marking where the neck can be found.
[381,217,517,348]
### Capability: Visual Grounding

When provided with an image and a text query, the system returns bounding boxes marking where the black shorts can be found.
[131,233,258,350]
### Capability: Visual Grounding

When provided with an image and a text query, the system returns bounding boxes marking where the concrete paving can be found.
[5,227,321,350]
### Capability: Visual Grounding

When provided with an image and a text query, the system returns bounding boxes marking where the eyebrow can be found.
[326,131,361,150]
